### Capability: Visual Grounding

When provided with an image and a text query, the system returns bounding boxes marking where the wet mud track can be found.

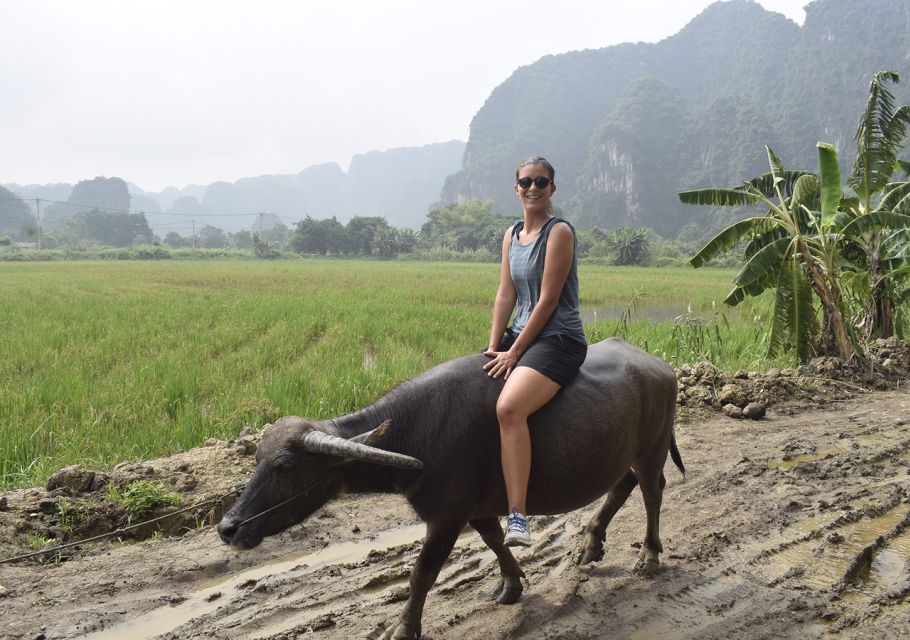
[2,389,910,639]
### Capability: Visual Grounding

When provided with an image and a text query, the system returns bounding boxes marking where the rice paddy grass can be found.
[0,259,786,488]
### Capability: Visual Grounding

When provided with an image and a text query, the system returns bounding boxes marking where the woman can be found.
[483,156,587,546]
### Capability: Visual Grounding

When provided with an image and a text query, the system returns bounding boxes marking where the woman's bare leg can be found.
[496,366,561,513]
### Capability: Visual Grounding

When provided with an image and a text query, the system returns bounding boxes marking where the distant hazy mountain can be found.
[5,141,465,236]
[441,0,910,240]
[154,141,465,233]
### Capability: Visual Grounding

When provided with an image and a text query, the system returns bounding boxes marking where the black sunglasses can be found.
[516,176,552,189]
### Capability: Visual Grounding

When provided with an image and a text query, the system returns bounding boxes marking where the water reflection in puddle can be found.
[753,503,910,593]
[853,525,910,596]
[77,524,426,640]
[771,447,842,470]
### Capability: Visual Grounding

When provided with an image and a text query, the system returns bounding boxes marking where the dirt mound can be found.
[0,435,259,565]
[676,337,910,417]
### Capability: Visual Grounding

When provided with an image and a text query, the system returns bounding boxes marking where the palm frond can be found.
[885,104,910,148]
[744,225,788,259]
[766,146,786,188]
[877,181,910,212]
[767,278,791,357]
[848,71,909,203]
[748,170,814,200]
[688,217,775,268]
[842,211,910,235]
[678,188,762,208]
[723,285,747,306]
[767,258,816,361]
[733,237,791,288]
[790,174,820,211]
[831,209,859,232]
[791,263,817,363]
[817,142,841,228]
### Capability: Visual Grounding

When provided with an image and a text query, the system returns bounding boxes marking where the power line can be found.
[2,198,313,228]
[0,197,283,218]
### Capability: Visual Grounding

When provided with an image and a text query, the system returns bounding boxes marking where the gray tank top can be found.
[509,217,586,344]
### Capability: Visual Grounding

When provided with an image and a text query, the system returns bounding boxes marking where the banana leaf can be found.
[733,237,792,288]
[723,285,747,306]
[849,71,906,201]
[877,181,910,212]
[831,209,858,232]
[688,217,773,268]
[744,225,787,259]
[748,170,815,199]
[678,188,762,208]
[767,258,816,361]
[790,174,820,212]
[841,211,910,236]
[766,146,786,188]
[817,142,841,229]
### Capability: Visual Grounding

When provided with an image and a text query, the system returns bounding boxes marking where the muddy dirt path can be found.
[2,389,910,639]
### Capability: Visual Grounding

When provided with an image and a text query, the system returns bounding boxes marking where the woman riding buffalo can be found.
[483,156,587,546]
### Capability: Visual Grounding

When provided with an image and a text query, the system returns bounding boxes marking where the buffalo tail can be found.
[670,431,686,479]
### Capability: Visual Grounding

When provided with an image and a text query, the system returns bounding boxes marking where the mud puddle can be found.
[751,503,910,594]
[77,524,425,640]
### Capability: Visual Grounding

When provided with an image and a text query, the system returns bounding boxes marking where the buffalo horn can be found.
[299,430,423,470]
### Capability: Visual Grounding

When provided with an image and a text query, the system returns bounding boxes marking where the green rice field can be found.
[0,259,787,488]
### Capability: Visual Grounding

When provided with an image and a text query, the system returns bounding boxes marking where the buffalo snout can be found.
[217,517,238,545]
[217,513,262,549]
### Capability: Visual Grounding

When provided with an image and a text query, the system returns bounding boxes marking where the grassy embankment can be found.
[0,260,786,488]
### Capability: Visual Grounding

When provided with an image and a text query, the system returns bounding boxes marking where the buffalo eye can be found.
[271,455,297,472]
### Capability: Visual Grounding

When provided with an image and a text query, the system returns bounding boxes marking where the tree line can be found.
[1,196,670,266]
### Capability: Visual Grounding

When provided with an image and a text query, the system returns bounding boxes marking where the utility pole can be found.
[35,199,41,252]
[259,212,264,237]
[192,219,196,251]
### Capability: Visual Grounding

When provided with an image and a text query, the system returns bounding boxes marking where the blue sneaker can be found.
[504,509,531,547]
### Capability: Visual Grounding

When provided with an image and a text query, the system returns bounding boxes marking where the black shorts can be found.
[498,331,587,386]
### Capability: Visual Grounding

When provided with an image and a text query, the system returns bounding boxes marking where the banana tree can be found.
[680,145,858,363]
[836,184,910,338]
[841,71,910,338]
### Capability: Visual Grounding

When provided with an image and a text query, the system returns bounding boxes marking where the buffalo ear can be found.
[350,419,392,446]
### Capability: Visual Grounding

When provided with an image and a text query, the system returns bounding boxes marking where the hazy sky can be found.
[1,0,808,192]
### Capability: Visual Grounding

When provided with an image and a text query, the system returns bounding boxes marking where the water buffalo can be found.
[218,337,684,639]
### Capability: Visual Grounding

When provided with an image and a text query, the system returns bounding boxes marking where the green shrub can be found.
[107,480,181,521]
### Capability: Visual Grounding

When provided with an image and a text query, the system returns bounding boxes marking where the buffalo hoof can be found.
[631,548,660,577]
[577,545,604,566]
[367,622,420,640]
[488,576,523,604]
[632,558,659,577]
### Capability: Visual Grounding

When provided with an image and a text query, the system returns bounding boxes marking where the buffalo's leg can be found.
[577,470,638,566]
[377,519,464,640]
[470,517,526,604]
[631,467,666,577]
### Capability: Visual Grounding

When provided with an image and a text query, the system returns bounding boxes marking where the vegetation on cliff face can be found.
[443,0,910,242]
